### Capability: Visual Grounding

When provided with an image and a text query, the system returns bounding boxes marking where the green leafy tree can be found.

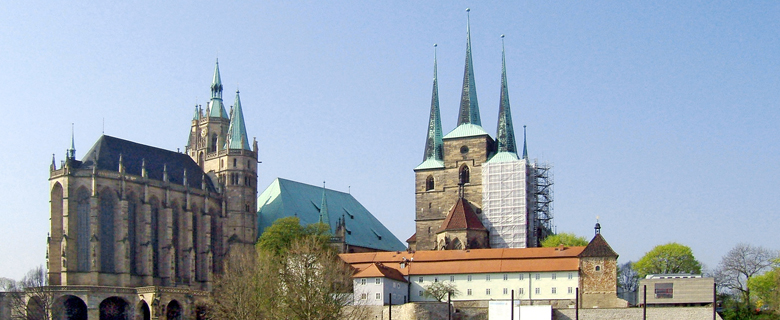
[748,263,779,313]
[257,217,330,255]
[423,281,460,302]
[634,243,702,278]
[541,233,588,247]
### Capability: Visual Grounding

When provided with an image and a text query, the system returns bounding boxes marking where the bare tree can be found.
[618,261,639,294]
[209,247,277,320]
[7,266,61,320]
[714,243,777,310]
[423,281,460,302]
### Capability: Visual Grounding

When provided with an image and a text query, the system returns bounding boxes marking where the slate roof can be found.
[257,178,406,252]
[352,262,408,283]
[437,197,486,233]
[579,233,619,258]
[81,135,215,192]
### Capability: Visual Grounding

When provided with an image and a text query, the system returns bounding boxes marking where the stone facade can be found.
[41,62,258,319]
[414,135,493,251]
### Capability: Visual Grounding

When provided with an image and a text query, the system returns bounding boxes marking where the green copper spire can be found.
[423,44,444,162]
[319,182,330,229]
[208,59,228,118]
[225,90,251,150]
[495,35,518,155]
[457,8,481,126]
[192,104,200,120]
[522,125,528,160]
[67,123,76,160]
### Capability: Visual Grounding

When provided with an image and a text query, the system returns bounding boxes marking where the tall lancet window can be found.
[76,187,91,271]
[210,134,218,153]
[459,165,470,184]
[425,175,435,191]
[99,188,117,273]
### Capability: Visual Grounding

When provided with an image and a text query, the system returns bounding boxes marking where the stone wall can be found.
[554,306,721,320]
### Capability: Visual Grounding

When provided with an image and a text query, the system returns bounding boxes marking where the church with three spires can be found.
[408,11,554,252]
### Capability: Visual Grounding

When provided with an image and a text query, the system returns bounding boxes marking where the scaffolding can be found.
[481,158,554,248]
[529,160,554,247]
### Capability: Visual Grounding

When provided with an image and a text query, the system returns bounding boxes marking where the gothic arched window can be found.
[210,134,218,153]
[98,188,117,273]
[425,175,434,191]
[452,238,463,250]
[459,165,470,184]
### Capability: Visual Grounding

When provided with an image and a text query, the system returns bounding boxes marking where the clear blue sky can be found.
[1,1,778,279]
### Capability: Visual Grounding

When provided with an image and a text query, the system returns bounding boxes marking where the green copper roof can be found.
[414,158,445,170]
[443,123,489,139]
[192,105,200,120]
[457,9,481,126]
[486,151,520,164]
[319,182,330,228]
[495,36,518,154]
[208,59,228,118]
[522,125,528,160]
[421,44,444,164]
[224,90,251,150]
[257,178,406,252]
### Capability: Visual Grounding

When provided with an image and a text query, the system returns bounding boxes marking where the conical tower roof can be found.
[224,90,251,150]
[495,35,518,155]
[208,59,228,118]
[318,182,330,229]
[416,45,445,170]
[457,9,481,127]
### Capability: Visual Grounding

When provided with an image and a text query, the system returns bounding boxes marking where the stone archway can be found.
[99,296,129,320]
[26,296,44,320]
[166,300,182,320]
[137,300,151,320]
[61,295,88,320]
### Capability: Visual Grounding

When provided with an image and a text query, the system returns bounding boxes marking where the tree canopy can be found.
[423,281,460,302]
[715,243,777,312]
[633,243,702,278]
[540,233,589,247]
[257,217,330,255]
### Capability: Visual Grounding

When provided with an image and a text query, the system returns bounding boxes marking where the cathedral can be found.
[44,60,256,319]
[408,15,554,252]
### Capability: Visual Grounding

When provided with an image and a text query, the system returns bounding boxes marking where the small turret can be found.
[208,59,228,118]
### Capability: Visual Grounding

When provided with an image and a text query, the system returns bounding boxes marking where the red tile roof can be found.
[579,234,618,258]
[437,198,486,233]
[352,262,408,283]
[406,233,417,243]
[340,246,586,276]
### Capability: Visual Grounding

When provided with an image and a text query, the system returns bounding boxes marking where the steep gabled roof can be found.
[257,178,406,252]
[437,198,486,233]
[579,233,619,258]
[353,262,408,283]
[81,135,215,192]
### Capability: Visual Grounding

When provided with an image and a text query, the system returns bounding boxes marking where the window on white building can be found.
[535,288,540,294]
[535,273,540,280]
[552,287,557,294]
[520,274,524,280]
[419,290,423,296]
[376,293,381,300]
[568,273,573,280]
[552,273,557,280]
[519,288,524,295]
[467,289,472,296]
[503,274,508,281]
[568,287,573,294]
[486,275,490,281]
[450,276,455,282]
[361,293,367,300]
[361,279,366,285]
[434,277,438,282]
[418,277,423,283]
[376,278,381,284]
[486,288,491,295]
[503,288,508,295]
[467,275,472,282]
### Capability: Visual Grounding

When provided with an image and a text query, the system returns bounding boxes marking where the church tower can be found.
[186,60,259,255]
[412,10,494,251]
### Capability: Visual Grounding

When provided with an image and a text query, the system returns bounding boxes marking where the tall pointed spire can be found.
[208,59,228,118]
[522,125,528,160]
[319,182,330,229]
[457,8,481,126]
[225,90,251,150]
[423,44,444,162]
[495,35,518,155]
